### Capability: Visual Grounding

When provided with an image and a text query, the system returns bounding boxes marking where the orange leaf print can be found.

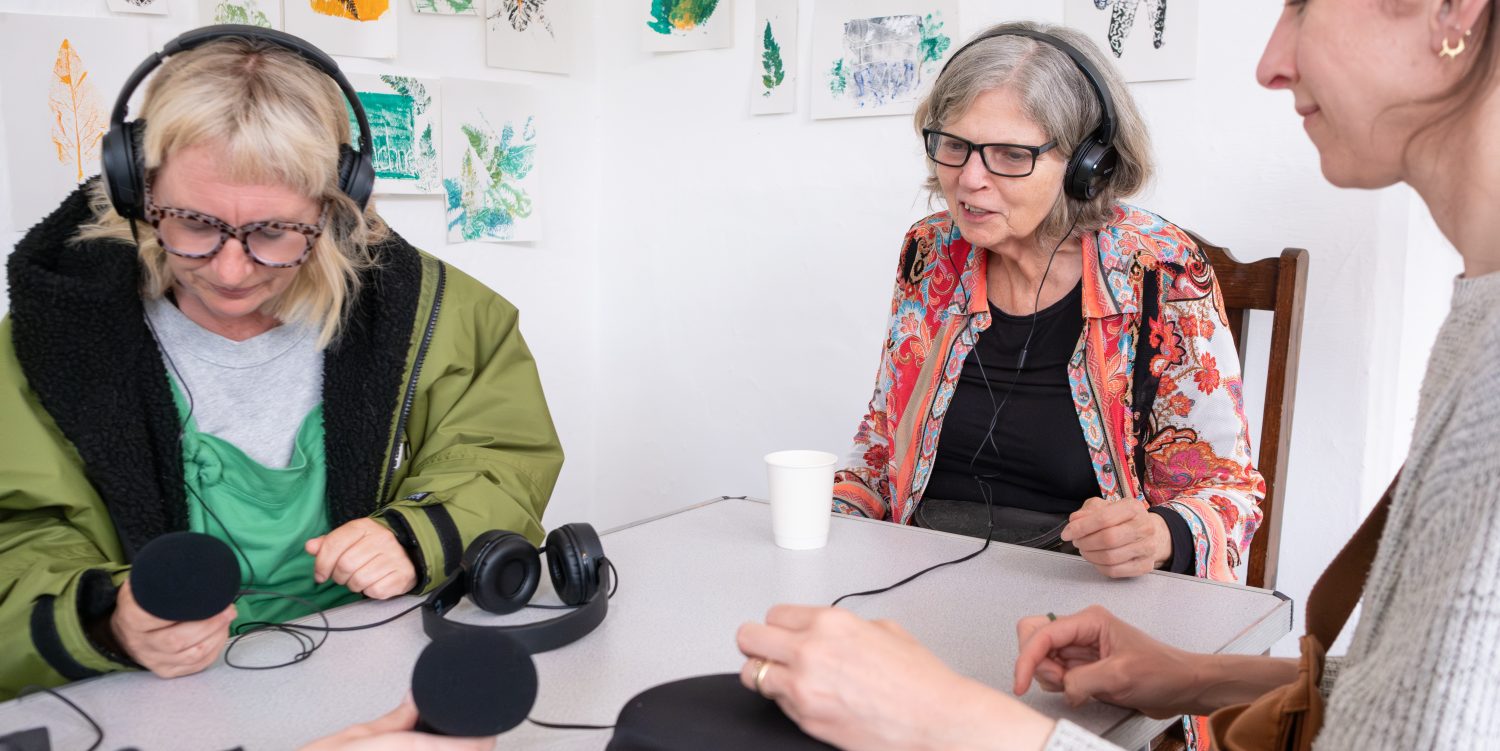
[48,39,106,183]
[309,0,389,21]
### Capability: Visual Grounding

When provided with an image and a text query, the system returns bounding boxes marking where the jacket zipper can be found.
[381,261,447,500]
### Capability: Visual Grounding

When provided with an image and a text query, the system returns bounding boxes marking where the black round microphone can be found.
[412,631,538,737]
[130,531,241,622]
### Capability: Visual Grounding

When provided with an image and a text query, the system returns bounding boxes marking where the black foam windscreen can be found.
[412,631,538,738]
[130,531,240,622]
[607,674,835,750]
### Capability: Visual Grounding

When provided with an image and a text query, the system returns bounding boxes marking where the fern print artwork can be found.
[751,0,797,115]
[441,80,541,243]
[205,0,280,28]
[413,0,479,15]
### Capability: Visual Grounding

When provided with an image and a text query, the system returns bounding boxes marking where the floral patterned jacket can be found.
[832,205,1265,582]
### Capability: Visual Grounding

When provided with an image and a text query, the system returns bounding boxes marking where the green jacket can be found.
[0,184,564,699]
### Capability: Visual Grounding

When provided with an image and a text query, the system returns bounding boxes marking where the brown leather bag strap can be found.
[1303,470,1401,646]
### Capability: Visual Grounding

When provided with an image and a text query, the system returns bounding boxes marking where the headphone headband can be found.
[422,556,611,654]
[111,25,372,158]
[102,24,374,217]
[937,27,1117,146]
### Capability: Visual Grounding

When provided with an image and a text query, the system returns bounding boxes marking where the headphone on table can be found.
[421,523,612,654]
[100,24,375,221]
[937,27,1119,201]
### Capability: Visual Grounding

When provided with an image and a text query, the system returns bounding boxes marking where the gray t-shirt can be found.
[144,296,322,468]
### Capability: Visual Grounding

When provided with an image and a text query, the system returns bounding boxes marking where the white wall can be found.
[0,1,1466,655]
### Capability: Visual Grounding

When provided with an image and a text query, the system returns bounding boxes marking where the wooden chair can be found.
[1186,231,1309,591]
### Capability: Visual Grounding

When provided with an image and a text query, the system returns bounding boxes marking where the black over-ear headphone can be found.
[100,24,375,221]
[422,523,611,653]
[937,28,1119,201]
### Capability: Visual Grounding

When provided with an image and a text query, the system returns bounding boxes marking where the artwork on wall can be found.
[200,0,281,28]
[347,73,443,195]
[442,79,540,243]
[107,0,170,15]
[486,0,573,74]
[285,0,399,59]
[0,14,150,226]
[750,0,796,115]
[642,0,733,52]
[810,0,959,120]
[1063,0,1198,82]
[413,0,479,14]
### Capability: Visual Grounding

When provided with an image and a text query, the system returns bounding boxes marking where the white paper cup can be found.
[764,450,838,550]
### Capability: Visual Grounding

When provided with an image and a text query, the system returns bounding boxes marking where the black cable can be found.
[526,718,616,731]
[18,685,103,751]
[831,213,1081,609]
[144,310,261,587]
[527,558,620,609]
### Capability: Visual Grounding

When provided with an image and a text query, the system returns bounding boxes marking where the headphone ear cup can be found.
[1064,139,1118,202]
[464,531,541,616]
[336,143,375,212]
[102,120,148,220]
[545,523,604,606]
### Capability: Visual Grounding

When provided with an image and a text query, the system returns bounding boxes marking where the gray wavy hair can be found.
[914,21,1154,243]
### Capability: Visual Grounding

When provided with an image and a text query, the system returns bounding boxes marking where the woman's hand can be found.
[110,579,236,679]
[1061,497,1172,578]
[300,697,495,751]
[306,519,416,599]
[737,605,1055,751]
[1013,605,1205,718]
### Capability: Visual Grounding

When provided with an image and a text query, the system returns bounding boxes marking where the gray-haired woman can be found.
[833,21,1263,596]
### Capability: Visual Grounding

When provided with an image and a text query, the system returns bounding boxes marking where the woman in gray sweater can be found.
[734,1,1500,749]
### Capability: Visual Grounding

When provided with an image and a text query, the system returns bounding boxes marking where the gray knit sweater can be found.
[1044,272,1500,750]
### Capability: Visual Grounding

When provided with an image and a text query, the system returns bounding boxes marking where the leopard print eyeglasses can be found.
[143,187,328,268]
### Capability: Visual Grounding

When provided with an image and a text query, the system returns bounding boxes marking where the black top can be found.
[923,279,1195,573]
[925,281,1099,513]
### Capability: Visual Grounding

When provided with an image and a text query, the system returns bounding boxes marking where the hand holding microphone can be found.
[113,531,241,678]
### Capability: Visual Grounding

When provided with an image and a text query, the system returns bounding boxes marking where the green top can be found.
[174,382,361,630]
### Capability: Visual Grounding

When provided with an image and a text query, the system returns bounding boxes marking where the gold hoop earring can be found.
[1434,28,1470,59]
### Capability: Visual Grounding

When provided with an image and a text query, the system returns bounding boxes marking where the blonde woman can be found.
[0,28,562,697]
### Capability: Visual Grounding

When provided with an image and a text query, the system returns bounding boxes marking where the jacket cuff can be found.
[31,569,136,681]
[1148,506,1196,575]
[378,502,463,595]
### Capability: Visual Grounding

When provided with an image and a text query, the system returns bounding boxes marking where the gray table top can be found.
[0,497,1290,750]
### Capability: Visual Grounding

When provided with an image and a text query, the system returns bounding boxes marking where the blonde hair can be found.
[77,36,387,346]
[914,21,1154,243]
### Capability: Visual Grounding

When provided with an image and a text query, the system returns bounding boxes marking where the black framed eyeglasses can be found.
[143,186,326,269]
[922,129,1058,178]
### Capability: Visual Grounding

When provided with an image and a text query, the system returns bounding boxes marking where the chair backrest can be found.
[1185,231,1309,591]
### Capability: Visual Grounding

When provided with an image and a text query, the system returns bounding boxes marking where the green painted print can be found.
[647,0,720,35]
[444,116,536,242]
[920,13,951,64]
[213,0,272,26]
[828,58,847,96]
[413,0,476,14]
[348,76,439,192]
[761,21,785,95]
[360,92,418,181]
